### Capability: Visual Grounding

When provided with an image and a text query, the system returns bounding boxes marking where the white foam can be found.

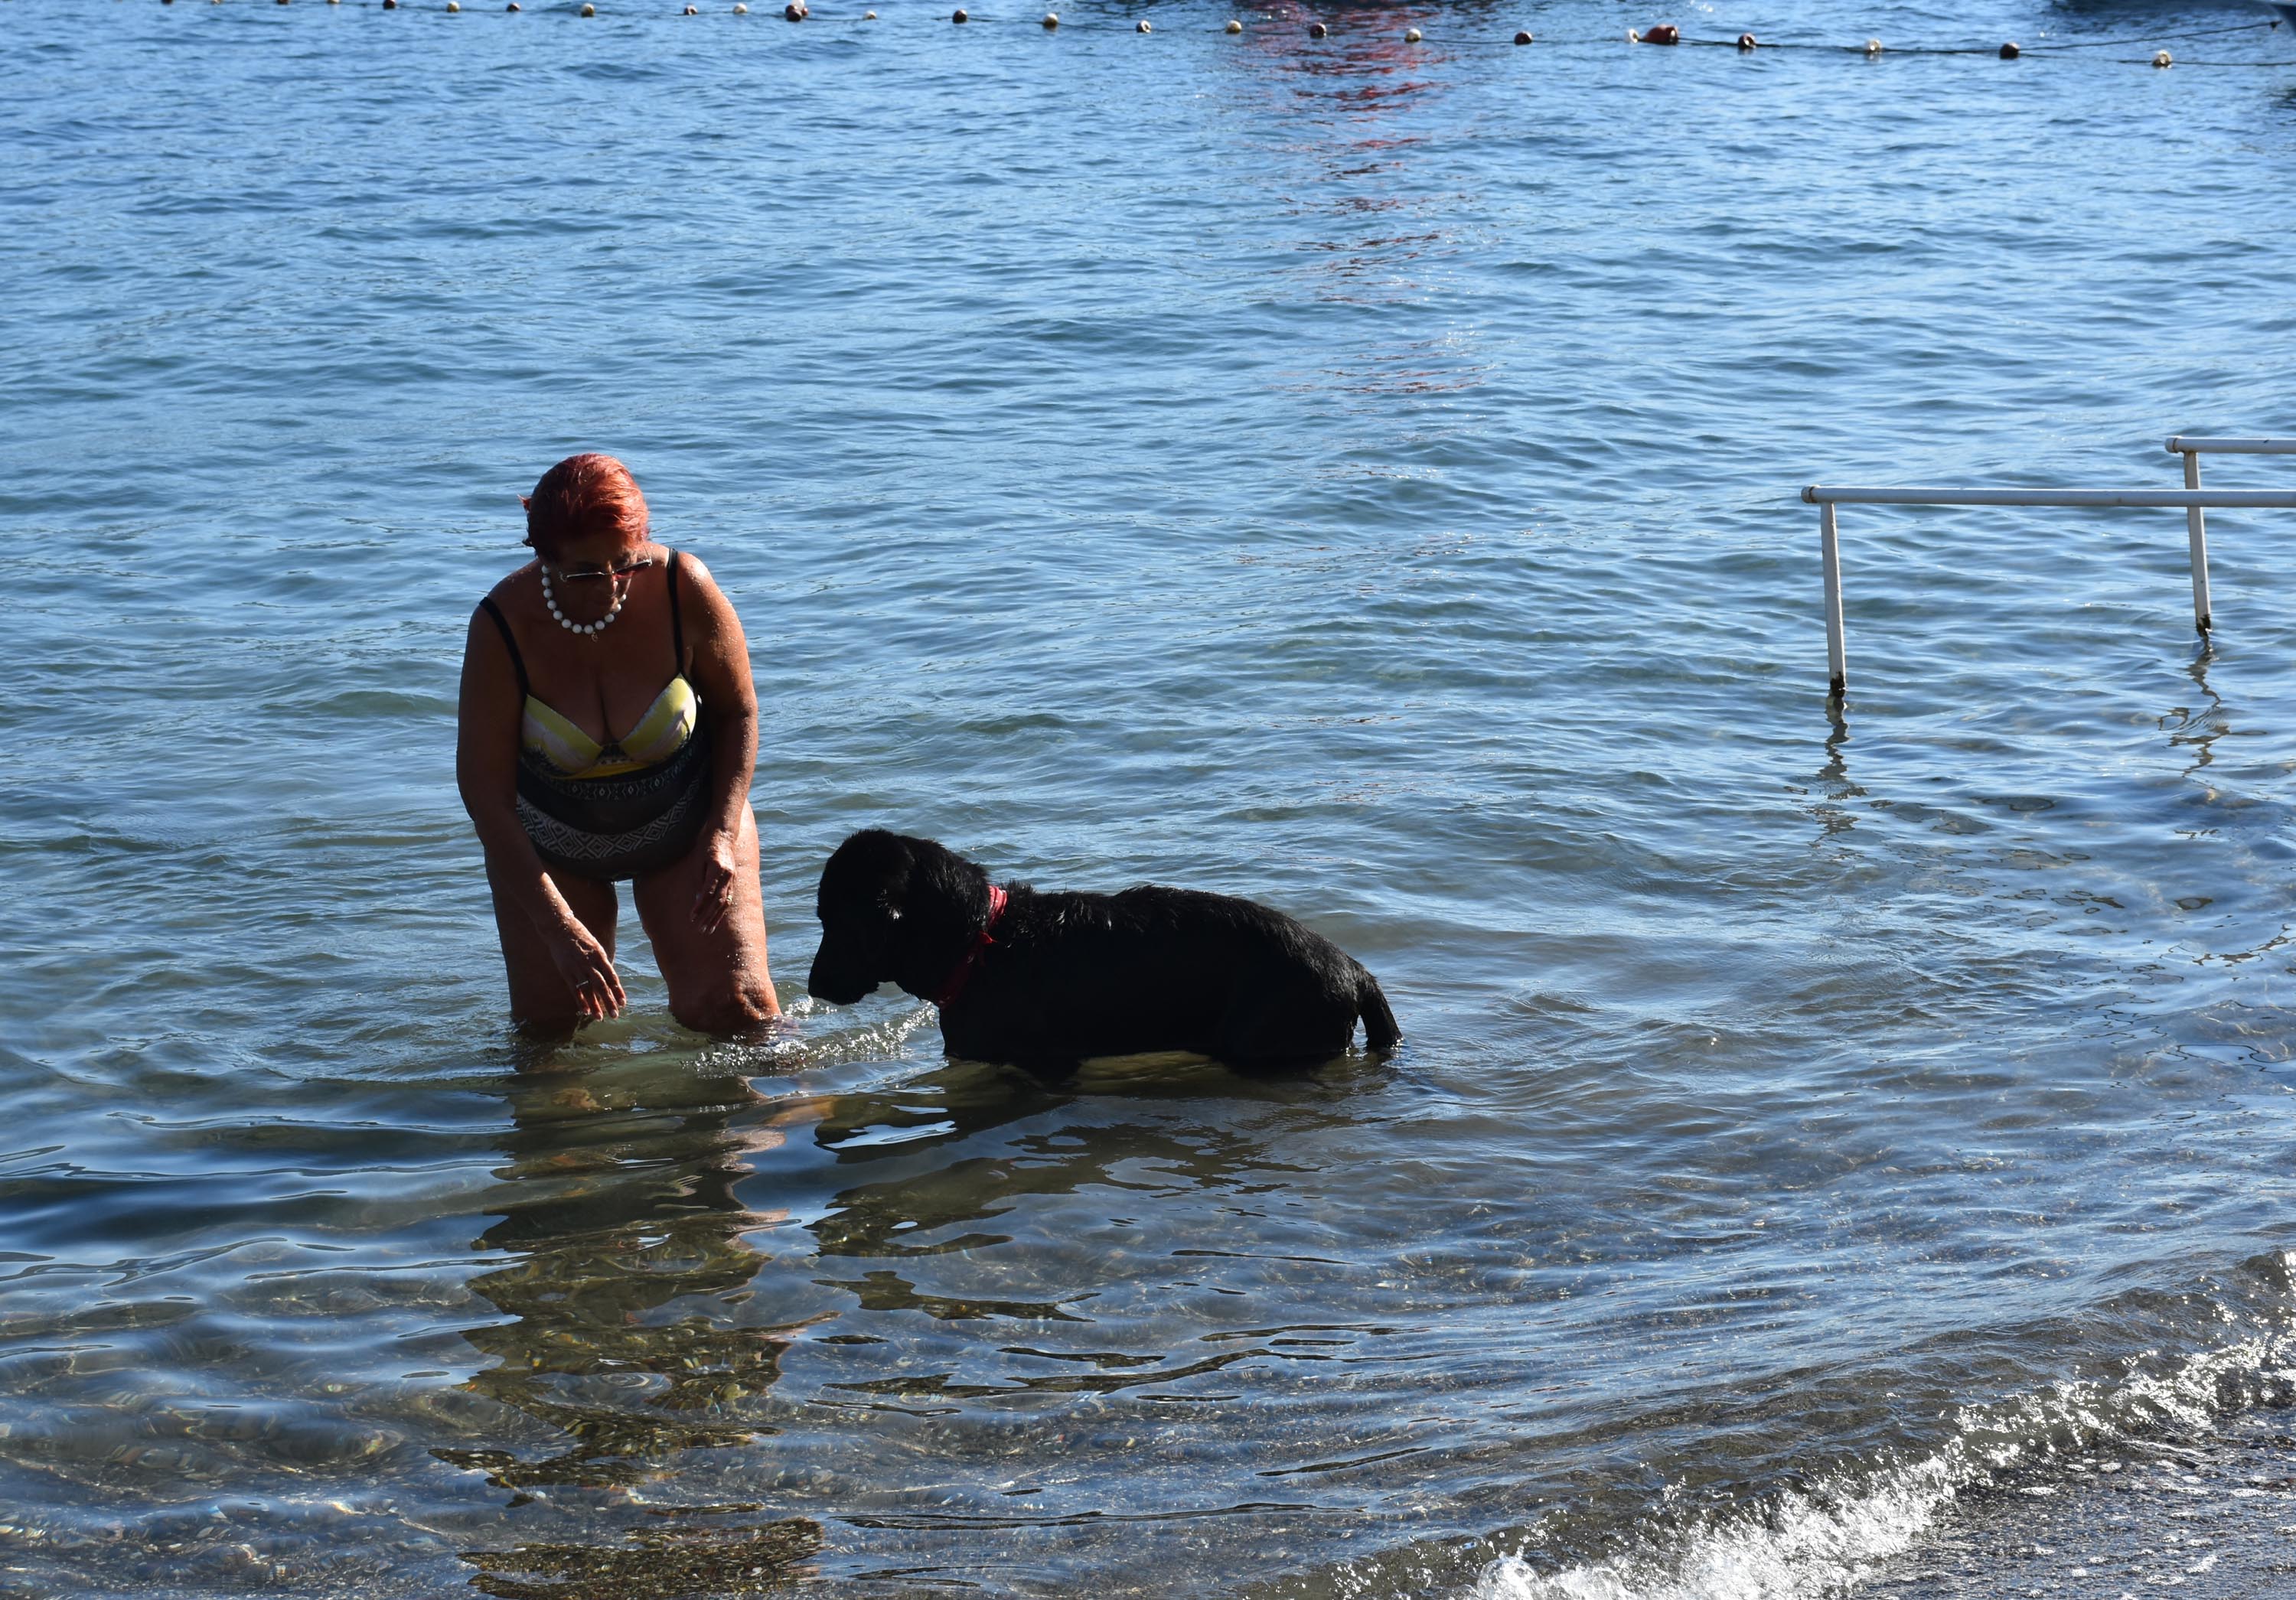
[1469,1323,2296,1600]
[1473,1458,1952,1600]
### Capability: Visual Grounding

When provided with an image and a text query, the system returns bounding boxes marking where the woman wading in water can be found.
[458,454,779,1033]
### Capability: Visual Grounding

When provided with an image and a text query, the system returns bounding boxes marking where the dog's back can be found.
[947,881,1398,1072]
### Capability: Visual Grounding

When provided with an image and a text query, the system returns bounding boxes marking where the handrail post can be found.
[2180,446,2213,634]
[1818,500,1847,698]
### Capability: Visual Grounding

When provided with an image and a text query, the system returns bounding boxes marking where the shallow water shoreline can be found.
[9,0,2296,1592]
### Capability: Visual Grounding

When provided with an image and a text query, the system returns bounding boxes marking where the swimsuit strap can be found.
[666,548,686,675]
[478,597,531,701]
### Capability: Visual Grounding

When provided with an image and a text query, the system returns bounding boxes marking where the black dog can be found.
[807,829,1400,1076]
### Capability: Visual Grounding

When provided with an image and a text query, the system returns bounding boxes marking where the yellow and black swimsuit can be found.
[478,550,713,882]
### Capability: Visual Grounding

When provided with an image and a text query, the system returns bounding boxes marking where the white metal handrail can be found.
[1802,487,2296,507]
[2165,437,2296,455]
[1798,482,2296,699]
[2165,436,2296,635]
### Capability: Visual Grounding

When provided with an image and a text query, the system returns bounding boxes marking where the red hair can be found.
[522,453,649,555]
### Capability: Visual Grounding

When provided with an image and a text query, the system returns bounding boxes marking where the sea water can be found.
[6,0,2296,1594]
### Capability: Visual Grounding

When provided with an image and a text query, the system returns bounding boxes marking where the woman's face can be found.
[535,527,654,612]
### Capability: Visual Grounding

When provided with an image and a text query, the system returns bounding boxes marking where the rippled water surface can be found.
[9,0,2296,1594]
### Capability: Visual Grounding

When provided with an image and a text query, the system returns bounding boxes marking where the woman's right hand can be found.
[546,915,626,1019]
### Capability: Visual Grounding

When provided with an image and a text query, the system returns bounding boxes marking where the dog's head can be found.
[808,829,997,1005]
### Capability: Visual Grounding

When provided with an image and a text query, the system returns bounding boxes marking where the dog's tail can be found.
[1355,969,1401,1053]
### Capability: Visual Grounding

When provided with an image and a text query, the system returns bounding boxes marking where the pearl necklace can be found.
[541,567,626,637]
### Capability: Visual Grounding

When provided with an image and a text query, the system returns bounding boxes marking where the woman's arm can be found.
[674,555,761,932]
[455,606,627,1016]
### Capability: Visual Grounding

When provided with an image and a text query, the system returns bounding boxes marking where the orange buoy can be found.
[1640,23,1678,44]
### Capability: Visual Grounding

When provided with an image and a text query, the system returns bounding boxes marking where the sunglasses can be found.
[549,556,656,585]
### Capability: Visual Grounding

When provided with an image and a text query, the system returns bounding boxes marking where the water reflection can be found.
[1793,702,1865,847]
[1218,2,1504,402]
[2164,647,2228,781]
[452,1058,823,1595]
[452,1063,805,1494]
[450,1048,1376,1514]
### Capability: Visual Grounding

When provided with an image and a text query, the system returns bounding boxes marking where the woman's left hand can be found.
[693,829,741,932]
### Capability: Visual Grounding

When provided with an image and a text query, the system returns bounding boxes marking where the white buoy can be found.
[446,1,459,10]
[1225,17,1241,31]
[733,3,748,11]
[579,2,595,12]
[683,3,696,11]
[1626,28,1639,41]
[1136,17,1150,30]
[1042,10,1057,24]
[1864,37,1883,54]
[1404,24,1420,41]
[2154,48,2173,66]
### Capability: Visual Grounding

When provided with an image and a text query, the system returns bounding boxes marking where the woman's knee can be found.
[671,981,779,1037]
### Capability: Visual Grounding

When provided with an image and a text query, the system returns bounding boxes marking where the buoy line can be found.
[135,0,2296,62]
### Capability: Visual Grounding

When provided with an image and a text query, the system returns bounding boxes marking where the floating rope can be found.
[136,0,2296,66]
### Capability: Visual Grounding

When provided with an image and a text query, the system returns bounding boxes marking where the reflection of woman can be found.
[457,454,779,1034]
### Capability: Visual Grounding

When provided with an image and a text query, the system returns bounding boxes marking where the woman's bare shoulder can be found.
[673,547,723,591]
[673,549,745,623]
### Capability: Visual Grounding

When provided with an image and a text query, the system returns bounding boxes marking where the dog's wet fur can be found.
[808,829,1401,1077]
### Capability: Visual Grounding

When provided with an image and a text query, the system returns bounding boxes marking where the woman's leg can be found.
[488,857,618,1031]
[633,804,780,1035]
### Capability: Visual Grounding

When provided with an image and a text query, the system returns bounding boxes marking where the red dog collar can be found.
[932,884,1008,1009]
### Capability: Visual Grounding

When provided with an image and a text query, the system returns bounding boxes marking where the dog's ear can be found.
[869,836,995,998]
[911,840,990,924]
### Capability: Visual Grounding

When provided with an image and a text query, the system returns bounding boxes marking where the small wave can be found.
[1474,1465,1949,1600]
[1472,1269,2296,1600]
